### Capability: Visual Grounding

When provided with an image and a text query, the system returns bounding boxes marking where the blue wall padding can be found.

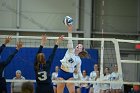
[0,47,98,93]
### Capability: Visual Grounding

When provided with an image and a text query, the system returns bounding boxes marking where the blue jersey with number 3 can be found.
[34,45,58,85]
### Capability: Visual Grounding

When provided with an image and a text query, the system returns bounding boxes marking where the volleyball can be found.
[63,16,73,26]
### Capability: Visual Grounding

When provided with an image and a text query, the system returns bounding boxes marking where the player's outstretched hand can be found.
[41,34,47,46]
[4,36,12,45]
[55,35,64,45]
[16,41,23,50]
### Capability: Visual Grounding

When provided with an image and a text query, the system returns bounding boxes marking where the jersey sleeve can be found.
[2,49,18,67]
[37,45,43,54]
[0,44,6,55]
[34,45,43,63]
[89,72,93,80]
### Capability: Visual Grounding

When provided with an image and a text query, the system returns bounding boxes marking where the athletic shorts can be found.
[53,85,57,88]
[75,86,80,89]
[57,69,73,80]
[90,84,93,87]
[36,83,54,93]
[81,87,89,93]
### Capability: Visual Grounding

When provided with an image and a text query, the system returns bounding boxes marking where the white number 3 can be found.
[38,71,47,81]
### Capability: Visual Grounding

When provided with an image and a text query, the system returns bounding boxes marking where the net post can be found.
[112,39,123,81]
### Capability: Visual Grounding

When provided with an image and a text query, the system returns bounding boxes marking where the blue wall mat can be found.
[0,47,98,93]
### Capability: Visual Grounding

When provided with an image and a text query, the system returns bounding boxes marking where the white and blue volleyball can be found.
[63,16,73,26]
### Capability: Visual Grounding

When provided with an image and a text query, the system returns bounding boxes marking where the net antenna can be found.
[100,0,105,79]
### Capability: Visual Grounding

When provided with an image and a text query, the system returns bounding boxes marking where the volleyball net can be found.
[0,35,140,85]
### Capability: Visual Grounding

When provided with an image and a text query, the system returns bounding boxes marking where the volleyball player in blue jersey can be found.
[0,36,23,93]
[34,34,64,93]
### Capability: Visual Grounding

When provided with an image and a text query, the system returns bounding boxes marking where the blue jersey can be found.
[0,44,18,93]
[0,44,18,77]
[34,45,58,85]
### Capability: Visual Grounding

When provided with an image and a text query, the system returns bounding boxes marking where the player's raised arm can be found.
[67,25,73,50]
[3,41,23,67]
[0,36,12,54]
[38,34,47,54]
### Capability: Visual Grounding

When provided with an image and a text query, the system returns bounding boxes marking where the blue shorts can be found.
[81,87,90,93]
[75,86,80,89]
[53,85,57,87]
[57,69,73,80]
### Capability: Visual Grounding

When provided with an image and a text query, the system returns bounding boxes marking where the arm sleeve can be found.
[37,45,43,54]
[35,45,43,62]
[2,49,18,67]
[0,44,6,55]
[47,45,58,66]
[67,32,73,52]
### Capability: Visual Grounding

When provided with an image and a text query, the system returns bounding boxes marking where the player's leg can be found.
[75,86,81,93]
[57,78,65,93]
[53,85,57,93]
[66,78,75,93]
[89,86,93,93]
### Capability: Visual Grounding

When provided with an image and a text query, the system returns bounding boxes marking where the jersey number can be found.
[38,71,47,81]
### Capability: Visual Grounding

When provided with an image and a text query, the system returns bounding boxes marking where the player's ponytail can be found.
[78,46,90,58]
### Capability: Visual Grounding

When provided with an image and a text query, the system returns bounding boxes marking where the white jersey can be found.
[89,71,97,80]
[94,78,101,93]
[81,75,89,88]
[60,32,83,79]
[73,73,80,87]
[60,49,81,73]
[51,72,58,85]
[110,72,122,89]
[89,71,97,88]
[100,74,111,90]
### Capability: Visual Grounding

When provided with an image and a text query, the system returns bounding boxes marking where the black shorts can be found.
[90,84,93,87]
[53,85,57,88]
[36,83,54,93]
[75,86,80,90]
[0,77,7,93]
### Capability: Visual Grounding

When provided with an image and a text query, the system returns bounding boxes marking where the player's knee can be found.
[68,89,75,93]
[57,83,65,88]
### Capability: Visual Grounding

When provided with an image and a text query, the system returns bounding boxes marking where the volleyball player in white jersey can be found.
[110,65,122,93]
[52,66,59,93]
[81,70,90,93]
[93,70,101,93]
[73,68,81,93]
[100,67,111,93]
[89,64,99,93]
[57,25,89,93]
